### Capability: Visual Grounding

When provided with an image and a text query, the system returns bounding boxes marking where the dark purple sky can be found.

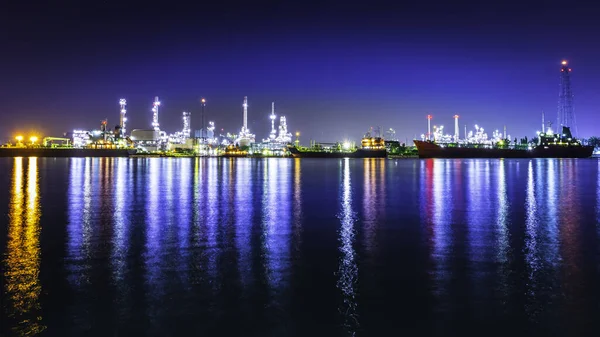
[2,0,600,142]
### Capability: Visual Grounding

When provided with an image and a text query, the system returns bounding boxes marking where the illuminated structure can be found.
[119,98,127,136]
[152,96,161,132]
[72,130,91,148]
[420,115,511,145]
[269,102,277,141]
[201,98,206,141]
[385,128,396,141]
[236,96,255,146]
[557,60,575,135]
[453,115,459,142]
[207,121,216,143]
[275,116,293,143]
[427,115,432,140]
[182,111,191,139]
[243,96,248,132]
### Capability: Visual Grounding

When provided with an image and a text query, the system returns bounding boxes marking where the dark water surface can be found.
[1,157,600,336]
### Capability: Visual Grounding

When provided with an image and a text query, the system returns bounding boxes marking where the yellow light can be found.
[30,136,38,143]
[296,132,300,137]
[15,135,23,142]
[562,60,567,65]
[201,98,206,103]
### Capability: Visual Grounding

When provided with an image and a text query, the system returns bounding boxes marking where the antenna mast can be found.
[558,60,575,135]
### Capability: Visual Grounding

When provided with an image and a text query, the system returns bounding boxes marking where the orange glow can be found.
[5,158,46,334]
[561,60,567,65]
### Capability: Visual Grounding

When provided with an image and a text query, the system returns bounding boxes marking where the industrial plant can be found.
[1,60,594,159]
[7,95,303,157]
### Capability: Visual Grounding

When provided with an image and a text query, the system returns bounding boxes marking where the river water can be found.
[1,157,600,336]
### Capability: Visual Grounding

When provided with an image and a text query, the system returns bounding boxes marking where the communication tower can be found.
[152,96,161,132]
[119,99,127,136]
[557,60,575,135]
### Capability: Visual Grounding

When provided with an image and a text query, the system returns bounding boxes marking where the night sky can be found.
[2,0,600,143]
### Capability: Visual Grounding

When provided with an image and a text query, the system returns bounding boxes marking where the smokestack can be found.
[453,115,459,141]
[427,115,432,141]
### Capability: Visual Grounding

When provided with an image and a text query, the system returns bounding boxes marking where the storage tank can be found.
[130,129,160,142]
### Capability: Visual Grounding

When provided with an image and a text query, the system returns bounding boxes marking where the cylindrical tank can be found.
[130,129,160,141]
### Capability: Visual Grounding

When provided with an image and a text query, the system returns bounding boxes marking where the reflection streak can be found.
[262,158,291,291]
[4,157,45,335]
[524,161,540,314]
[235,159,253,287]
[337,159,359,334]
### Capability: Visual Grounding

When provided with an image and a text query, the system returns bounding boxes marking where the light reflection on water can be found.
[4,157,45,335]
[235,159,253,289]
[2,157,600,336]
[337,158,359,335]
[262,158,292,293]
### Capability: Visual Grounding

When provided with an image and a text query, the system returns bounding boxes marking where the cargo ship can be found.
[287,135,387,158]
[414,126,594,159]
[0,147,137,157]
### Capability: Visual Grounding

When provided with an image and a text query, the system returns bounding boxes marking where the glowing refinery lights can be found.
[236,96,255,146]
[269,102,277,141]
[119,98,127,136]
[182,111,191,139]
[151,96,161,132]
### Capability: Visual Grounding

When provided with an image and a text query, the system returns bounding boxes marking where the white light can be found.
[343,142,351,150]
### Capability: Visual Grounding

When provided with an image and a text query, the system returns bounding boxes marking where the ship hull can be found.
[0,148,137,157]
[287,146,387,158]
[414,140,594,159]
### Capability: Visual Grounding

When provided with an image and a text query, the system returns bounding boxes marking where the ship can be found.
[287,135,387,158]
[219,144,248,158]
[414,126,594,159]
[0,147,137,157]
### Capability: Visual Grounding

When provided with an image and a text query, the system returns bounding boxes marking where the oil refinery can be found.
[2,60,595,158]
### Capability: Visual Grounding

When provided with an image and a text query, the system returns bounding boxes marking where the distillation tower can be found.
[201,98,206,141]
[152,96,161,132]
[237,96,255,146]
[119,98,127,136]
[269,102,277,141]
[275,116,292,143]
[557,60,575,134]
[453,115,459,142]
[182,111,191,139]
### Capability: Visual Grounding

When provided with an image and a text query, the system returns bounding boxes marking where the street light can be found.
[30,136,38,145]
[15,135,23,142]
